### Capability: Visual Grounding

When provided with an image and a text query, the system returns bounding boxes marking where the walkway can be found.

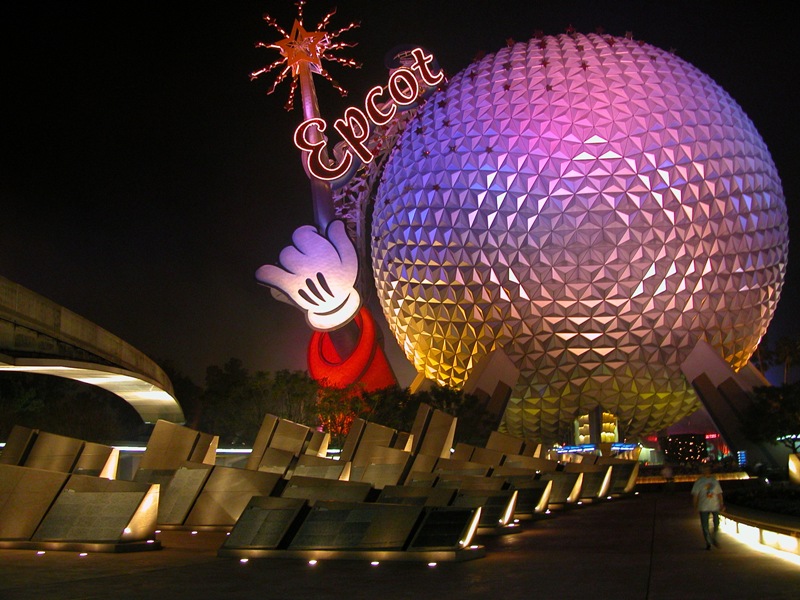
[1,490,798,599]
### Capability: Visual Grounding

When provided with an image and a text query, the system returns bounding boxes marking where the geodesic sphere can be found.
[370,33,788,443]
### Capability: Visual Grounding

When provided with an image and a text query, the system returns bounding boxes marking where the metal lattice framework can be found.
[370,33,789,443]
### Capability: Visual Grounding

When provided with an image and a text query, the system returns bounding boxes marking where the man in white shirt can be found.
[691,463,725,550]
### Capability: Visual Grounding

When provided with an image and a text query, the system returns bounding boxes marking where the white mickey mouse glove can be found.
[256,219,361,331]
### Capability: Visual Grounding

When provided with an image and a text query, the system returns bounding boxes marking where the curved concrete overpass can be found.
[0,275,184,423]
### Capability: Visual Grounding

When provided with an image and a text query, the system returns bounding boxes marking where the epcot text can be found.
[293,48,444,182]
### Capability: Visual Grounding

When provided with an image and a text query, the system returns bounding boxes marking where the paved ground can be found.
[1,489,798,600]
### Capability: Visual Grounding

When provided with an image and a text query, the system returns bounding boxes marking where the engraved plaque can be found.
[485,430,525,455]
[540,472,580,503]
[0,426,36,466]
[0,464,68,540]
[224,497,307,549]
[270,419,310,457]
[288,501,421,550]
[24,432,83,473]
[158,464,211,524]
[185,467,280,527]
[452,489,515,526]
[73,441,114,477]
[378,485,455,507]
[256,447,295,476]
[608,462,636,494]
[407,507,477,550]
[280,476,372,503]
[139,420,199,470]
[33,490,144,541]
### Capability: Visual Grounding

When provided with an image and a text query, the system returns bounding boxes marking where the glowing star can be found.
[251,0,361,110]
[272,20,328,76]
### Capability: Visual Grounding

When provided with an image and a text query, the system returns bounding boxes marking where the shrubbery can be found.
[726,483,800,518]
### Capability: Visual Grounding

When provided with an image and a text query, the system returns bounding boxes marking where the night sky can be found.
[2,1,797,387]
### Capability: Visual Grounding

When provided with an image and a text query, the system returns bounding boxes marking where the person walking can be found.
[691,463,725,550]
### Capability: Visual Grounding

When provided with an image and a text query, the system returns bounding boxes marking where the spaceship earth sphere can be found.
[370,33,789,443]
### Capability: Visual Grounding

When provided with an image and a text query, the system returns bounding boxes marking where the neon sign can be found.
[294,47,443,184]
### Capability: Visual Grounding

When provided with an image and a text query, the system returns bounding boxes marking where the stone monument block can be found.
[157,462,212,525]
[24,431,83,473]
[564,462,612,499]
[0,464,68,540]
[0,425,37,465]
[470,446,506,467]
[269,419,311,457]
[350,445,413,488]
[434,458,492,477]
[502,454,558,472]
[32,475,158,543]
[138,420,217,471]
[256,447,296,477]
[451,488,518,527]
[352,422,397,464]
[540,471,582,505]
[406,506,481,551]
[73,441,117,478]
[338,418,366,463]
[246,414,279,470]
[280,476,372,504]
[222,497,308,550]
[492,473,552,516]
[304,430,330,457]
[485,430,525,455]
[377,485,456,507]
[416,408,456,459]
[292,455,350,480]
[288,501,422,550]
[434,474,505,491]
[184,466,281,527]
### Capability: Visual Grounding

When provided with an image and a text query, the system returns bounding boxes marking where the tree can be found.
[199,358,258,444]
[743,384,800,453]
[359,385,418,431]
[264,369,319,425]
[198,360,319,445]
[159,360,203,428]
[354,383,494,446]
[773,337,800,385]
[314,384,370,448]
[412,384,495,446]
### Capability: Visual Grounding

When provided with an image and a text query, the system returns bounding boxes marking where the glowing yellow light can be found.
[459,507,482,548]
[762,530,799,553]
[721,516,800,565]
[500,490,518,526]
[738,523,760,546]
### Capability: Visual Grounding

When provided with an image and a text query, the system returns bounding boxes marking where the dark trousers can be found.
[699,511,719,546]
